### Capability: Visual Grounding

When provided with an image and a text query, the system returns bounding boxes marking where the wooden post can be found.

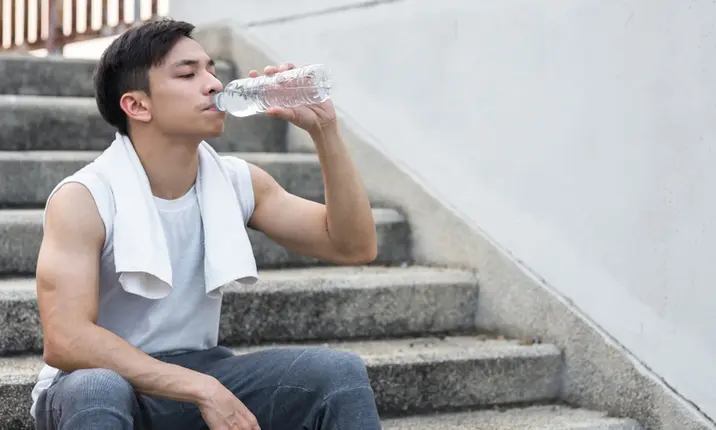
[46,0,64,55]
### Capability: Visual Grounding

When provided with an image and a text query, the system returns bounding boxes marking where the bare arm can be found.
[37,183,214,403]
[247,124,377,264]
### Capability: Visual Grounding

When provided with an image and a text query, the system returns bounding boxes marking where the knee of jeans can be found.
[58,369,135,411]
[289,349,371,395]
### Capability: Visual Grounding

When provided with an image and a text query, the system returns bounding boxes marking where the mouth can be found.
[202,104,222,112]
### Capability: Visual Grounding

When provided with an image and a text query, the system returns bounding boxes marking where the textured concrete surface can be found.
[0,151,325,207]
[0,282,42,355]
[190,25,716,430]
[0,94,285,153]
[0,210,41,276]
[234,337,563,414]
[381,406,643,429]
[0,53,234,97]
[0,266,479,354]
[0,336,562,428]
[0,208,410,274]
[220,266,478,345]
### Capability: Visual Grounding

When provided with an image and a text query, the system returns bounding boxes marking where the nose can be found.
[203,72,224,96]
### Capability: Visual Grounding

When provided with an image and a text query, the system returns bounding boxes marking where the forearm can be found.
[45,322,211,403]
[310,123,377,257]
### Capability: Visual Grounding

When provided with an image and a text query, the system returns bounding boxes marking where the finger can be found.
[265,107,294,121]
[247,69,259,78]
[232,414,255,429]
[278,62,295,72]
[236,402,260,430]
[245,414,260,430]
[231,414,249,430]
[263,65,278,76]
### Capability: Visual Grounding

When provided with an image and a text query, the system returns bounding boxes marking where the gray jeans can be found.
[33,345,381,429]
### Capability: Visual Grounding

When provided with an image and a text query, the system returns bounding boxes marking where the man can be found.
[31,18,381,430]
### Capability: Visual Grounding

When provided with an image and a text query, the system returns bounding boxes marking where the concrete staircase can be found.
[0,54,643,430]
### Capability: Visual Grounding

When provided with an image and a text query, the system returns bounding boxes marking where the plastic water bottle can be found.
[213,64,332,117]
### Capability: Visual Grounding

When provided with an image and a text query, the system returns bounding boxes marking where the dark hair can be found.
[94,18,195,135]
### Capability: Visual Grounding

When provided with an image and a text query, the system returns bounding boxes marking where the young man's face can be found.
[146,37,226,139]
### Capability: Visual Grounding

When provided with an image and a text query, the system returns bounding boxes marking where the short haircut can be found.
[94,18,195,135]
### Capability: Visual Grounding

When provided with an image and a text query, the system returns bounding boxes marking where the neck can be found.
[129,128,201,200]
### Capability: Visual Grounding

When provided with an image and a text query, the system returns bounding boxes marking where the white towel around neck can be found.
[96,132,258,299]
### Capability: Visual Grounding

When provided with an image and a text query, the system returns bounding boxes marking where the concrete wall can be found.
[170,0,716,425]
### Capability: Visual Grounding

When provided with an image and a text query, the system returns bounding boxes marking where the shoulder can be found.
[43,181,106,251]
[44,163,114,250]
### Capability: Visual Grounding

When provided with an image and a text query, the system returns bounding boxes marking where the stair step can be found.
[0,336,563,428]
[0,54,235,98]
[0,208,411,275]
[0,94,286,153]
[382,406,643,429]
[0,151,325,207]
[0,266,478,355]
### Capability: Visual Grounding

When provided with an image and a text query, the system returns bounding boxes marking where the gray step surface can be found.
[0,266,479,355]
[0,151,325,207]
[0,336,563,429]
[0,54,236,98]
[382,406,644,429]
[0,208,411,274]
[0,94,287,152]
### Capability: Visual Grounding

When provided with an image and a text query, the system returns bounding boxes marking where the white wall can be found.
[171,0,716,420]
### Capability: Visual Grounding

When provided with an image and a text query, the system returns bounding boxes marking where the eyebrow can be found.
[172,58,215,68]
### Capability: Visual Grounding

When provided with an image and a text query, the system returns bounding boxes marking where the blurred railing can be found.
[0,0,160,54]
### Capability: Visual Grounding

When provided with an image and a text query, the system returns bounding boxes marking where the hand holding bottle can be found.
[250,63,337,134]
[213,62,335,134]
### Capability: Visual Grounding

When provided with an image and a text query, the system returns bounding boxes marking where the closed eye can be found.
[179,70,216,79]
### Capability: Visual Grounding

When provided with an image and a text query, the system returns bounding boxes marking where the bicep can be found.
[246,164,336,260]
[36,183,105,336]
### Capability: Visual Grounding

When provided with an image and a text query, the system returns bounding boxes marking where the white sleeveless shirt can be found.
[30,155,255,418]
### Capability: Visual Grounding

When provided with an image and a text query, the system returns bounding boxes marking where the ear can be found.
[119,91,152,124]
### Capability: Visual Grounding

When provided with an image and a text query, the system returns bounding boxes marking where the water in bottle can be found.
[213,64,332,117]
